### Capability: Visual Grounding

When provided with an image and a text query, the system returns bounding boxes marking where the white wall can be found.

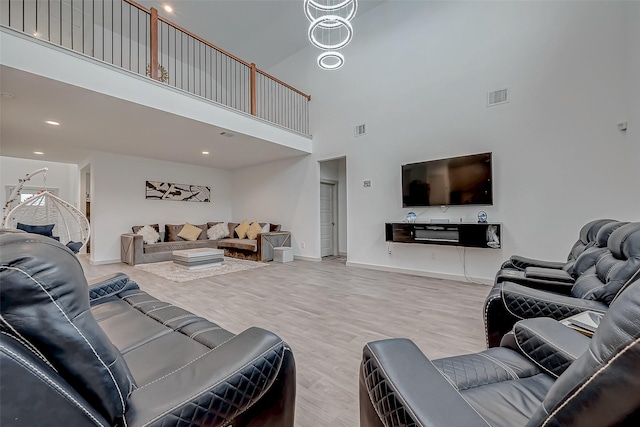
[89,152,232,263]
[626,2,640,187]
[0,156,79,213]
[255,1,639,281]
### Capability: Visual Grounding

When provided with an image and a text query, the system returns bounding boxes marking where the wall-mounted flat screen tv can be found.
[402,152,493,207]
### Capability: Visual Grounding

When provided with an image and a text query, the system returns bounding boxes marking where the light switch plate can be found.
[364,180,371,187]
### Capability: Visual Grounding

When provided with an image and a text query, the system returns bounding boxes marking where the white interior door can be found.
[320,182,335,257]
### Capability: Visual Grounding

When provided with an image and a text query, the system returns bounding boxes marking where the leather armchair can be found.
[501,218,615,271]
[485,222,640,347]
[494,221,627,294]
[360,278,640,427]
[0,233,296,427]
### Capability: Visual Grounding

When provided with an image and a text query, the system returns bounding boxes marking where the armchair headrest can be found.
[0,233,134,424]
[595,221,628,247]
[608,222,640,260]
[580,219,617,244]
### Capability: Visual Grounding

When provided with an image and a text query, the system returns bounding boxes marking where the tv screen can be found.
[402,152,493,207]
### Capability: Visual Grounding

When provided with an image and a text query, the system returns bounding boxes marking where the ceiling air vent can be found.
[487,88,509,107]
[355,124,366,137]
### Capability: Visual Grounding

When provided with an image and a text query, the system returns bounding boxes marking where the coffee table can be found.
[172,248,224,270]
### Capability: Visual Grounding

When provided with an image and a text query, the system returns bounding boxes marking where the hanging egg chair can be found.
[4,191,90,252]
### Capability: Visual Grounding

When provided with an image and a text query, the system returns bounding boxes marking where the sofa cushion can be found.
[218,238,257,252]
[132,223,160,234]
[208,222,229,240]
[143,240,217,254]
[165,224,184,242]
[177,222,202,241]
[228,222,239,238]
[271,223,282,232]
[235,220,251,239]
[195,223,209,240]
[247,222,263,240]
[136,224,160,245]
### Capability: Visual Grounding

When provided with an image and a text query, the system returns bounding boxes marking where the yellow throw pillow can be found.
[246,222,263,240]
[177,222,202,241]
[235,220,250,239]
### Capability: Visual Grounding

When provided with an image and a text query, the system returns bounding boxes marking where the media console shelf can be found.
[385,222,502,249]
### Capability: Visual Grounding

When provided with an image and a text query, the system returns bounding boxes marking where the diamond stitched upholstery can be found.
[503,290,589,320]
[88,273,131,301]
[148,344,284,427]
[515,328,574,377]
[361,352,419,427]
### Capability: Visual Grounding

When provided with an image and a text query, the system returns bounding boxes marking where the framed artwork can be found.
[145,181,210,202]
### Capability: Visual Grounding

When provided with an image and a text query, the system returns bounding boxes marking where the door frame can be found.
[320,180,338,257]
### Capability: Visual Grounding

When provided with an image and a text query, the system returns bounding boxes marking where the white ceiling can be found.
[0,1,385,169]
[0,66,307,169]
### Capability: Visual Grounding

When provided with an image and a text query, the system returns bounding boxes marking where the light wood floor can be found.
[80,257,491,427]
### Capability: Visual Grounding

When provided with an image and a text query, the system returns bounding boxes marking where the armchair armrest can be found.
[501,282,608,321]
[495,269,574,294]
[511,318,591,377]
[525,267,575,283]
[126,327,291,427]
[121,233,143,265]
[88,273,138,305]
[506,255,567,271]
[360,339,490,427]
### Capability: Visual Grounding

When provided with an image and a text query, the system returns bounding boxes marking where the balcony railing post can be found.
[150,7,159,81]
[250,63,257,116]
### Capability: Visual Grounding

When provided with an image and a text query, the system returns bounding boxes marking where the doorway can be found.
[319,157,347,261]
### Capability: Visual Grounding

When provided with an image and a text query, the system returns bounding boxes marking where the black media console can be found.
[385,222,502,249]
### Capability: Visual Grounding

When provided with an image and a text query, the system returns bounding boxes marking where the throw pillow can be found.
[17,222,55,237]
[207,222,229,240]
[261,223,270,234]
[165,224,184,242]
[177,222,202,241]
[132,224,159,234]
[235,220,251,239]
[246,222,263,240]
[66,241,83,253]
[137,224,160,245]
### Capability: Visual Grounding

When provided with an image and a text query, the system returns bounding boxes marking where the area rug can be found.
[135,257,268,283]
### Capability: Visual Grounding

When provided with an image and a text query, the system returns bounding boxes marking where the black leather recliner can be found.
[359,277,640,427]
[0,233,296,427]
[501,218,616,271]
[494,220,627,293]
[485,222,640,347]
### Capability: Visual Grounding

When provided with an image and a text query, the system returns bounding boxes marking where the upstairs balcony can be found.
[0,0,311,137]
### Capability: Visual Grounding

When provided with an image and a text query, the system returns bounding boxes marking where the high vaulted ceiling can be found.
[138,0,385,70]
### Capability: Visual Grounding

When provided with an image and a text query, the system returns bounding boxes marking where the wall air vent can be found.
[487,88,509,107]
[355,124,366,137]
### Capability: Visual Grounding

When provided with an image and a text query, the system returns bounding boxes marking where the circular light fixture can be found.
[317,51,344,70]
[164,5,173,13]
[304,0,357,29]
[308,15,353,50]
[45,120,60,126]
[34,151,44,155]
[202,151,210,155]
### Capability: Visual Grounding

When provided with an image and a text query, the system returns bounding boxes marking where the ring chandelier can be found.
[304,0,357,70]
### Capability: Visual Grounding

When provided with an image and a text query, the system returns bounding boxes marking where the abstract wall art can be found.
[145,181,211,202]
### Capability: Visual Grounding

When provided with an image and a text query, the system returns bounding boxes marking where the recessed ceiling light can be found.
[202,151,210,155]
[164,5,173,12]
[34,151,44,155]
[45,120,60,126]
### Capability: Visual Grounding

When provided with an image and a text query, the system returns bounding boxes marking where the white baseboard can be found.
[345,261,492,285]
[294,255,322,262]
[89,258,122,265]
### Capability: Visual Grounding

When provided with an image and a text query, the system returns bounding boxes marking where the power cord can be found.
[456,247,485,285]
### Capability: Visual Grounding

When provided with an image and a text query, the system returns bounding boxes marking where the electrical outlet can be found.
[364,180,371,187]
[301,242,306,249]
